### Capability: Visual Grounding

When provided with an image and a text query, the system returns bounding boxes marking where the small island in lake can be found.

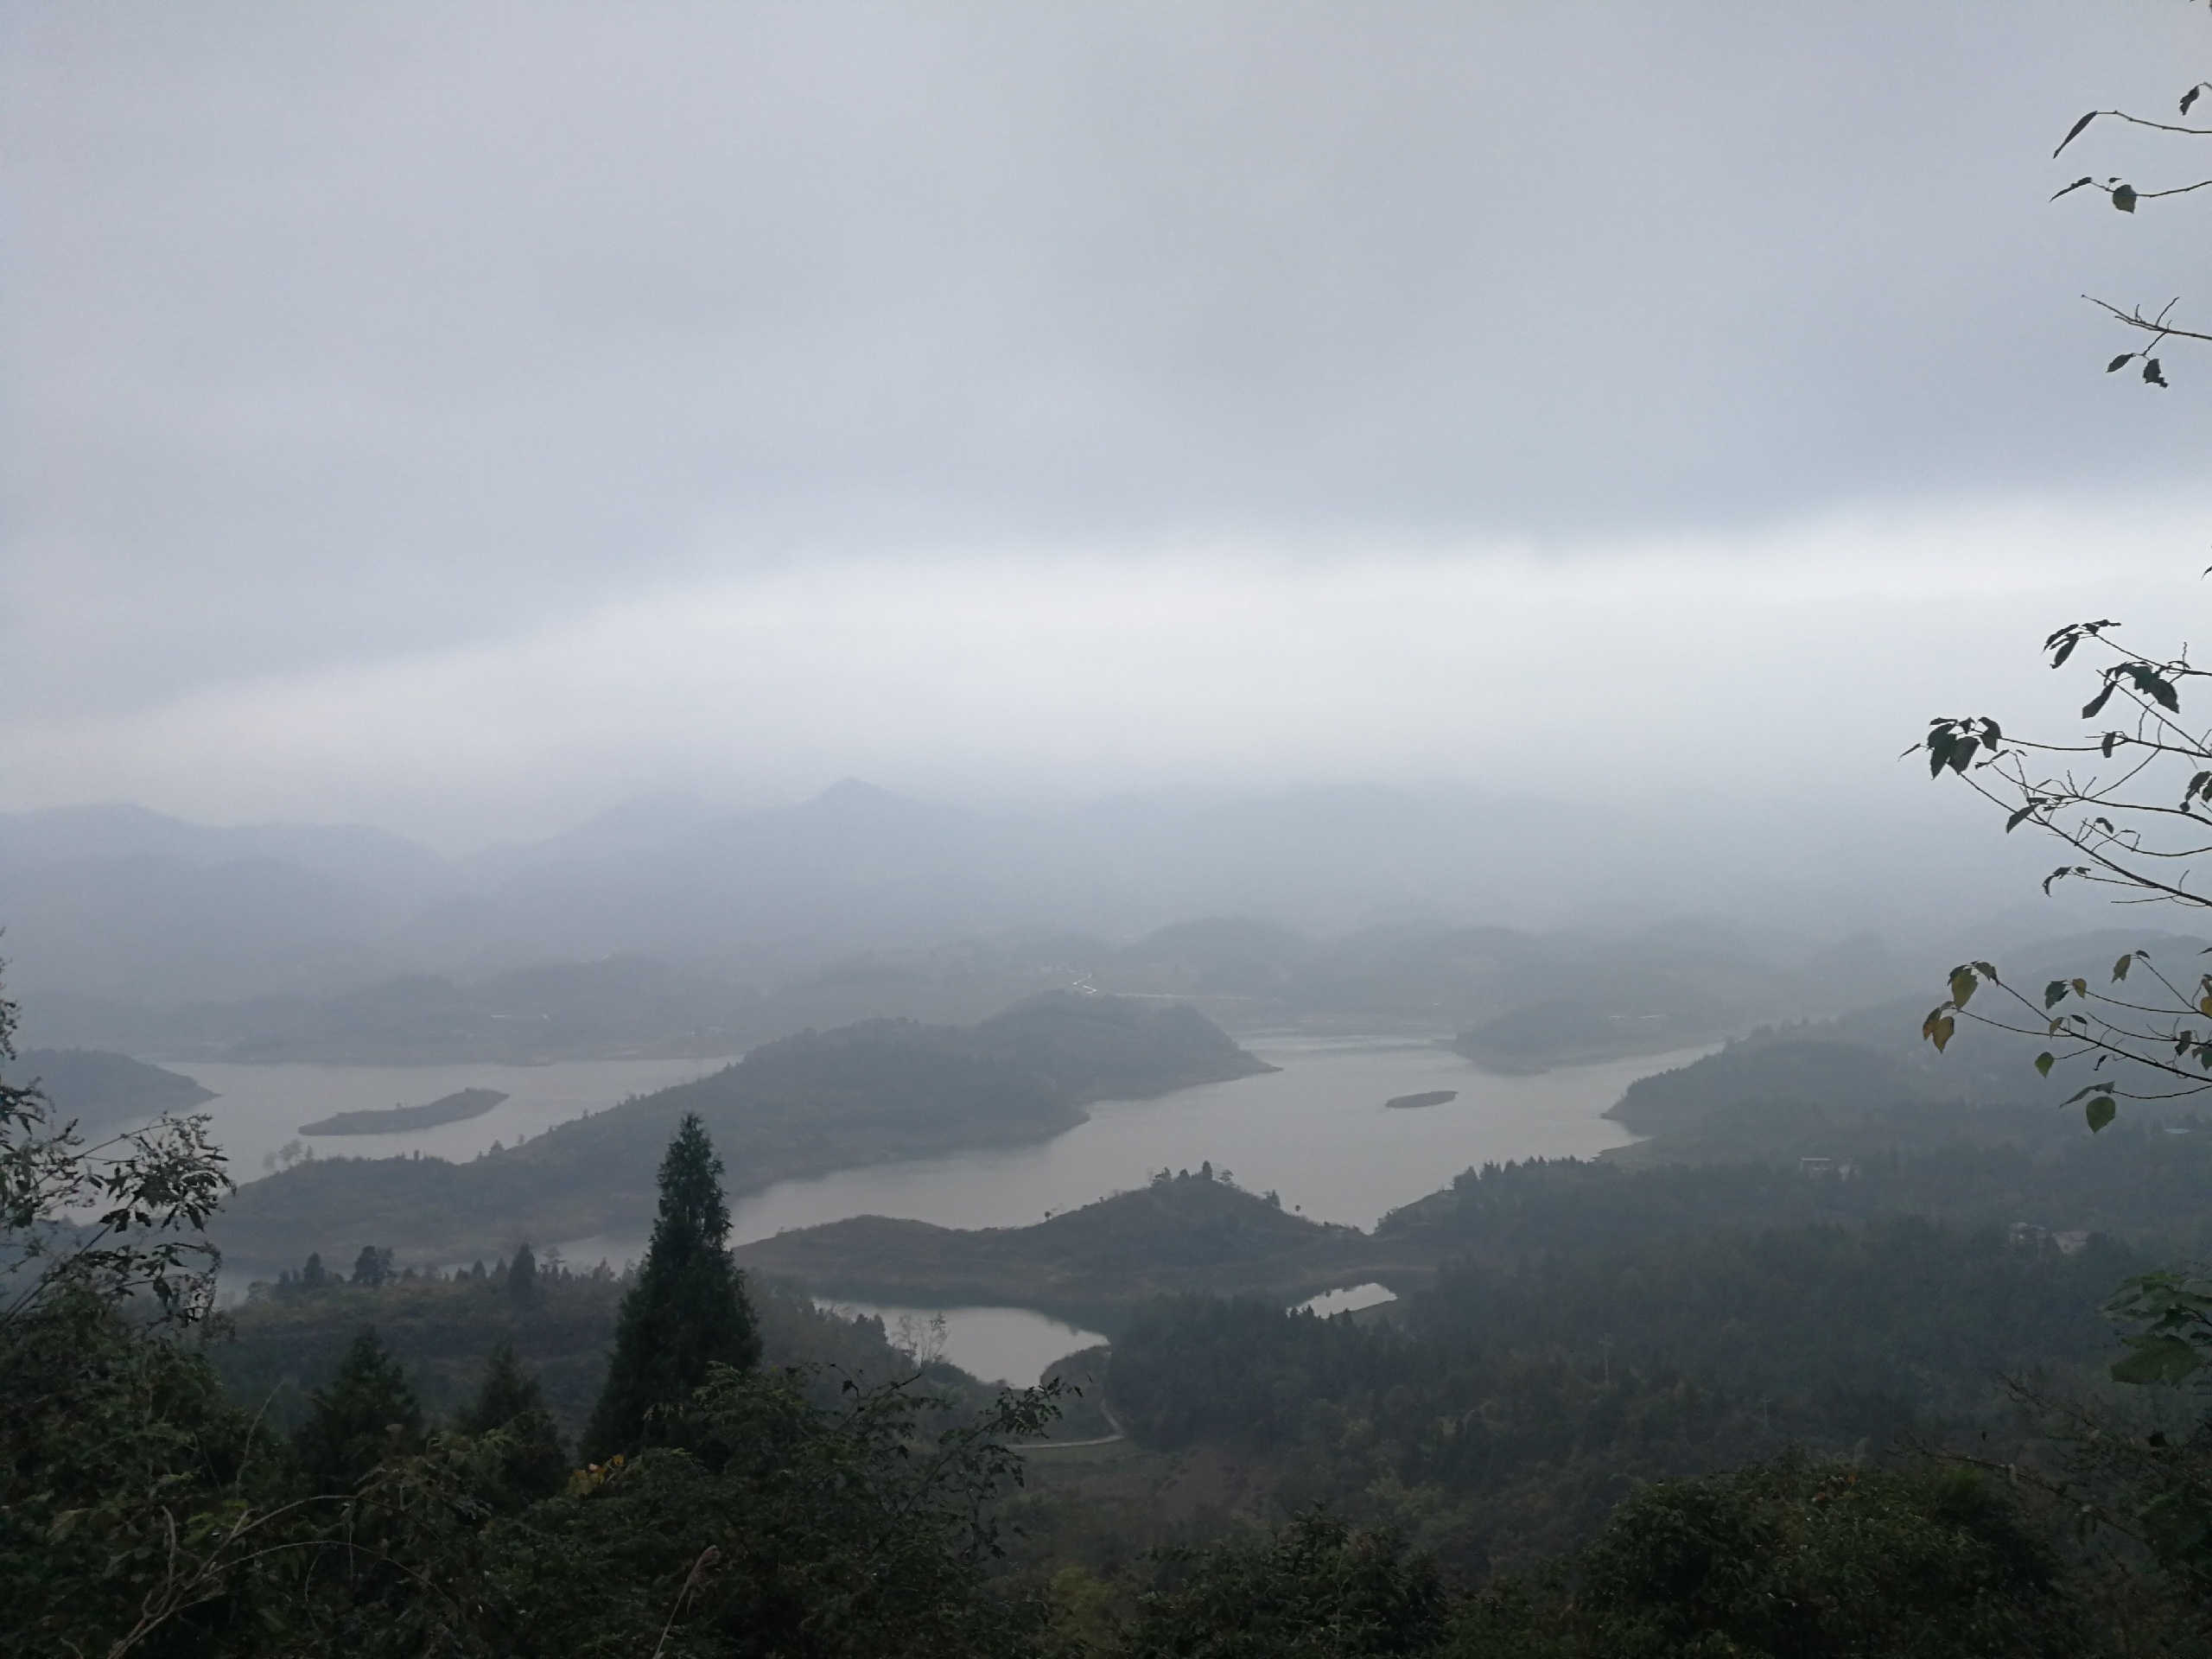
[1384,1090,1458,1110]
[299,1087,509,1136]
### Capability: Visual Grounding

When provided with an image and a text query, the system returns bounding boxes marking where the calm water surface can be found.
[177,1057,734,1177]
[190,1037,1702,1378]
[569,1037,1703,1386]
[726,1035,1697,1242]
[815,1301,1109,1388]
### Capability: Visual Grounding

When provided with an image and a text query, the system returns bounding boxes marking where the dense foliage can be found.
[1104,1216,2139,1572]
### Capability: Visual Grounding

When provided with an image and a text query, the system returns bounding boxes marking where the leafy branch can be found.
[1917,617,2212,1127]
[2051,76,2212,381]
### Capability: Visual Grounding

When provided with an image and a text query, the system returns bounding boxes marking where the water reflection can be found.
[816,1300,1108,1386]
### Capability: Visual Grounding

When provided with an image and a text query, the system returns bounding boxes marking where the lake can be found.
[566,1034,1707,1386]
[815,1300,1110,1387]
[181,1034,1705,1385]
[175,1056,734,1177]
[722,1033,1694,1241]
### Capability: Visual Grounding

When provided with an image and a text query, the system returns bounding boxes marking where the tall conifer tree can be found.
[294,1326,424,1492]
[458,1340,569,1504]
[582,1113,760,1459]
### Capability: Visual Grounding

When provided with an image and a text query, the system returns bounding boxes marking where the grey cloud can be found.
[3,1,2206,750]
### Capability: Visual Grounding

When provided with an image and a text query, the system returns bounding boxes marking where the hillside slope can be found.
[735,1167,1403,1309]
[211,994,1267,1273]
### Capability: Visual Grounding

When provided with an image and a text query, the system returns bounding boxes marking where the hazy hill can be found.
[0,780,1806,1018]
[1584,937,2212,1165]
[0,803,452,1002]
[30,955,756,1064]
[209,994,1268,1274]
[20,908,1926,1065]
[1,1047,213,1135]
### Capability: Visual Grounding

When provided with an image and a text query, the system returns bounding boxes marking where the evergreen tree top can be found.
[582,1113,760,1462]
[458,1340,547,1437]
[652,1111,731,1254]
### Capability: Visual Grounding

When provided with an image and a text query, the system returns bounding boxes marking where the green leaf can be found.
[2132,668,2185,712]
[2113,953,2134,982]
[2183,86,2202,117]
[1949,967,1979,1007]
[2035,1051,2056,1077]
[1922,1010,1956,1052]
[2088,1096,2118,1132]
[2045,979,2071,1008]
[2113,182,2139,212]
[2112,1334,2203,1385]
[2108,353,2136,372]
[2055,111,2101,156]
[2083,681,2117,720]
[2145,357,2169,388]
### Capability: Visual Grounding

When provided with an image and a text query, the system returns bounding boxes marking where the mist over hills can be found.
[2,778,2066,1022]
[17,906,1935,1068]
[4,782,1659,1005]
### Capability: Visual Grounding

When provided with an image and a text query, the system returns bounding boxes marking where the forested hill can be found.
[0,1046,213,1135]
[212,994,1267,1274]
[734,1166,1386,1310]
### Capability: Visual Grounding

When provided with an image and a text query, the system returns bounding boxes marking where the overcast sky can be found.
[4,1,2210,849]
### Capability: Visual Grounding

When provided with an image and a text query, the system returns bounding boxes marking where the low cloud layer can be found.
[5,497,2203,853]
[4,2,2209,849]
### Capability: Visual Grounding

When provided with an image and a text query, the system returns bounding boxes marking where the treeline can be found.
[1378,1127,2212,1261]
[1103,1217,2133,1573]
[218,1245,964,1436]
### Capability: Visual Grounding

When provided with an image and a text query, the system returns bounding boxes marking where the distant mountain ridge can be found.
[0,781,1719,1009]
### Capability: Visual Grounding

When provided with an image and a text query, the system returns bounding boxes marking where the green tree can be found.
[1116,1510,1450,1659]
[508,1365,1058,1659]
[0,963,228,1330]
[582,1113,761,1460]
[295,1326,425,1493]
[1452,1457,2081,1659]
[0,1289,273,1659]
[506,1239,537,1300]
[350,1244,394,1287]
[456,1339,569,1506]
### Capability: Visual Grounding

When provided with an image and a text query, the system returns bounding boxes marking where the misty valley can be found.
[16,785,2212,1653]
[17,9,2212,1648]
